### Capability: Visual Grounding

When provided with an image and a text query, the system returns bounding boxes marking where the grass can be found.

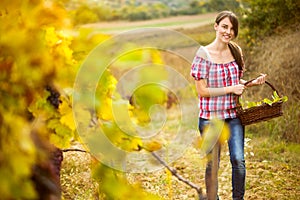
[241,26,300,143]
[244,136,300,199]
[246,134,300,166]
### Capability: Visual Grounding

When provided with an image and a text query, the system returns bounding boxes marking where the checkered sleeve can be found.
[190,56,210,81]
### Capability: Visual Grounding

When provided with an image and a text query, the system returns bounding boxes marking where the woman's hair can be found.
[228,41,245,71]
[215,10,239,37]
[215,11,244,71]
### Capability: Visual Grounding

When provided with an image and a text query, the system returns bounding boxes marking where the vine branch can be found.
[151,152,206,200]
[62,148,88,153]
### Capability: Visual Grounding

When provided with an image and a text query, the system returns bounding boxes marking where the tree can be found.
[207,0,240,12]
[240,0,300,44]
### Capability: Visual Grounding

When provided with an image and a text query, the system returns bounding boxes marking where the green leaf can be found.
[273,91,280,100]
[263,98,273,106]
[248,101,259,108]
[282,95,288,102]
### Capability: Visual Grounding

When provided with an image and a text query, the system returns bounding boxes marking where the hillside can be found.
[242,26,300,143]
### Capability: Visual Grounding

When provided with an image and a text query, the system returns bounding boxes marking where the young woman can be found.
[190,11,266,200]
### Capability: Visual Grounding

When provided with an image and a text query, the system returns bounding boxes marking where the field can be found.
[81,13,217,34]
[61,14,300,200]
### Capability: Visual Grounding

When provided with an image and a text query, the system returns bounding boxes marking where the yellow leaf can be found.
[151,49,164,64]
[218,122,230,144]
[58,98,71,115]
[60,112,76,131]
[120,137,143,152]
[142,140,162,152]
[165,168,173,199]
[198,119,230,155]
[193,136,203,149]
[98,98,113,121]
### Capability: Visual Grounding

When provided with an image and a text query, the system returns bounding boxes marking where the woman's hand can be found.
[230,84,245,95]
[249,73,267,86]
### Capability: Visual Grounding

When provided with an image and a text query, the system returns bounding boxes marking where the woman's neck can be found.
[205,40,234,64]
[210,39,229,51]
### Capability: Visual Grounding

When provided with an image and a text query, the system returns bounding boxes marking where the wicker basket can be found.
[237,80,284,126]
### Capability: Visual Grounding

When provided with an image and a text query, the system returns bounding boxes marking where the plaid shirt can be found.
[190,47,243,119]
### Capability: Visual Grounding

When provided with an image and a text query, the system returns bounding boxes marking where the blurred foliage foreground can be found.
[0,0,73,199]
[0,0,198,199]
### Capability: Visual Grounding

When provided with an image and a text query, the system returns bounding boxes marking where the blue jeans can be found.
[198,118,245,200]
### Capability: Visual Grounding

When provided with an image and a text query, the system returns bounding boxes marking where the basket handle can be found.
[237,79,281,109]
[243,79,281,97]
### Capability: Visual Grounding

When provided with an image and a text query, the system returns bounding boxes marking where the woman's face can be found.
[214,17,235,43]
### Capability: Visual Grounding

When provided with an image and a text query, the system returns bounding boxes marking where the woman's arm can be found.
[195,79,245,97]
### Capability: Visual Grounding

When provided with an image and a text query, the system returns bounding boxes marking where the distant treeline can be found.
[67,0,300,43]
[67,0,240,25]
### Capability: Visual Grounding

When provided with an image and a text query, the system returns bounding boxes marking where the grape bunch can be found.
[46,85,62,109]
